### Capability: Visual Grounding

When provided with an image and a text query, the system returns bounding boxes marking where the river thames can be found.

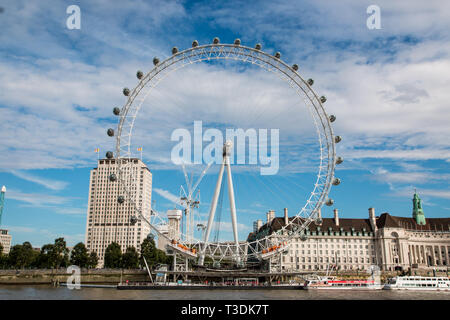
[1,285,450,300]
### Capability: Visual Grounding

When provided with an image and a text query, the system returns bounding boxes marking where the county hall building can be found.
[249,192,450,272]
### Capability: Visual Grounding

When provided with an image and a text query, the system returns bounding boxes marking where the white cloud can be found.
[7,189,71,207]
[10,170,69,190]
[372,168,450,184]
[153,188,181,205]
[391,188,450,200]
[54,207,87,216]
[5,226,36,233]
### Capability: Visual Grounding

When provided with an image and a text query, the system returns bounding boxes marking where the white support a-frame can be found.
[198,141,240,266]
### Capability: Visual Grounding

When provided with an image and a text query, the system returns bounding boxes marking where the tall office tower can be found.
[85,158,152,267]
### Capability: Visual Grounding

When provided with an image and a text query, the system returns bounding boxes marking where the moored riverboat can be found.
[383,276,450,291]
[305,276,382,290]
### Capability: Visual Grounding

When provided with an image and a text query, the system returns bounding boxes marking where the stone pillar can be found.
[434,245,440,266]
[421,245,425,265]
[444,246,449,266]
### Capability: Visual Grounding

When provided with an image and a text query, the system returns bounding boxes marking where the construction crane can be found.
[0,186,5,227]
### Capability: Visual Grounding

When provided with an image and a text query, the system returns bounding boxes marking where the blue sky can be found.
[0,0,449,247]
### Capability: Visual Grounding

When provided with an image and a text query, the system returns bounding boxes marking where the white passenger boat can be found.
[384,276,450,291]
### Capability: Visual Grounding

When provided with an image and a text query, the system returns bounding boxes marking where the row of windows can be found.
[292,238,372,243]
[287,250,373,256]
[292,243,373,249]
[282,264,371,270]
[284,256,375,263]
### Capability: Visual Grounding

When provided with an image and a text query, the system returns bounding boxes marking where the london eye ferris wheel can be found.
[104,38,343,268]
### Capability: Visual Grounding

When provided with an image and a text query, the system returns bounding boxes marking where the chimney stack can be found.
[254,219,263,232]
[267,210,275,224]
[369,207,377,232]
[284,208,288,225]
[334,208,339,226]
[257,219,263,230]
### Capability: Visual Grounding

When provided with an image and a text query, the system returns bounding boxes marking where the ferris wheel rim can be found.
[111,41,337,263]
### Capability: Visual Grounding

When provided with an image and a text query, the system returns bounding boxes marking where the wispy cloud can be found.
[153,188,181,205]
[10,170,68,190]
[54,207,87,216]
[371,167,450,184]
[389,187,450,200]
[7,189,70,207]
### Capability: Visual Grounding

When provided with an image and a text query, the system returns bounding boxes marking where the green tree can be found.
[0,244,6,269]
[122,246,139,269]
[34,238,69,269]
[35,244,56,268]
[0,255,6,269]
[104,242,122,268]
[70,242,89,268]
[54,237,69,268]
[140,237,171,268]
[8,242,36,269]
[88,251,98,269]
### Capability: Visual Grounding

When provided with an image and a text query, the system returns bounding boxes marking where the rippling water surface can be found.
[1,285,450,300]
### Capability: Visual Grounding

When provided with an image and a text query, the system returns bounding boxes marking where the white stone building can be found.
[0,229,12,255]
[85,158,152,267]
[250,193,450,272]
